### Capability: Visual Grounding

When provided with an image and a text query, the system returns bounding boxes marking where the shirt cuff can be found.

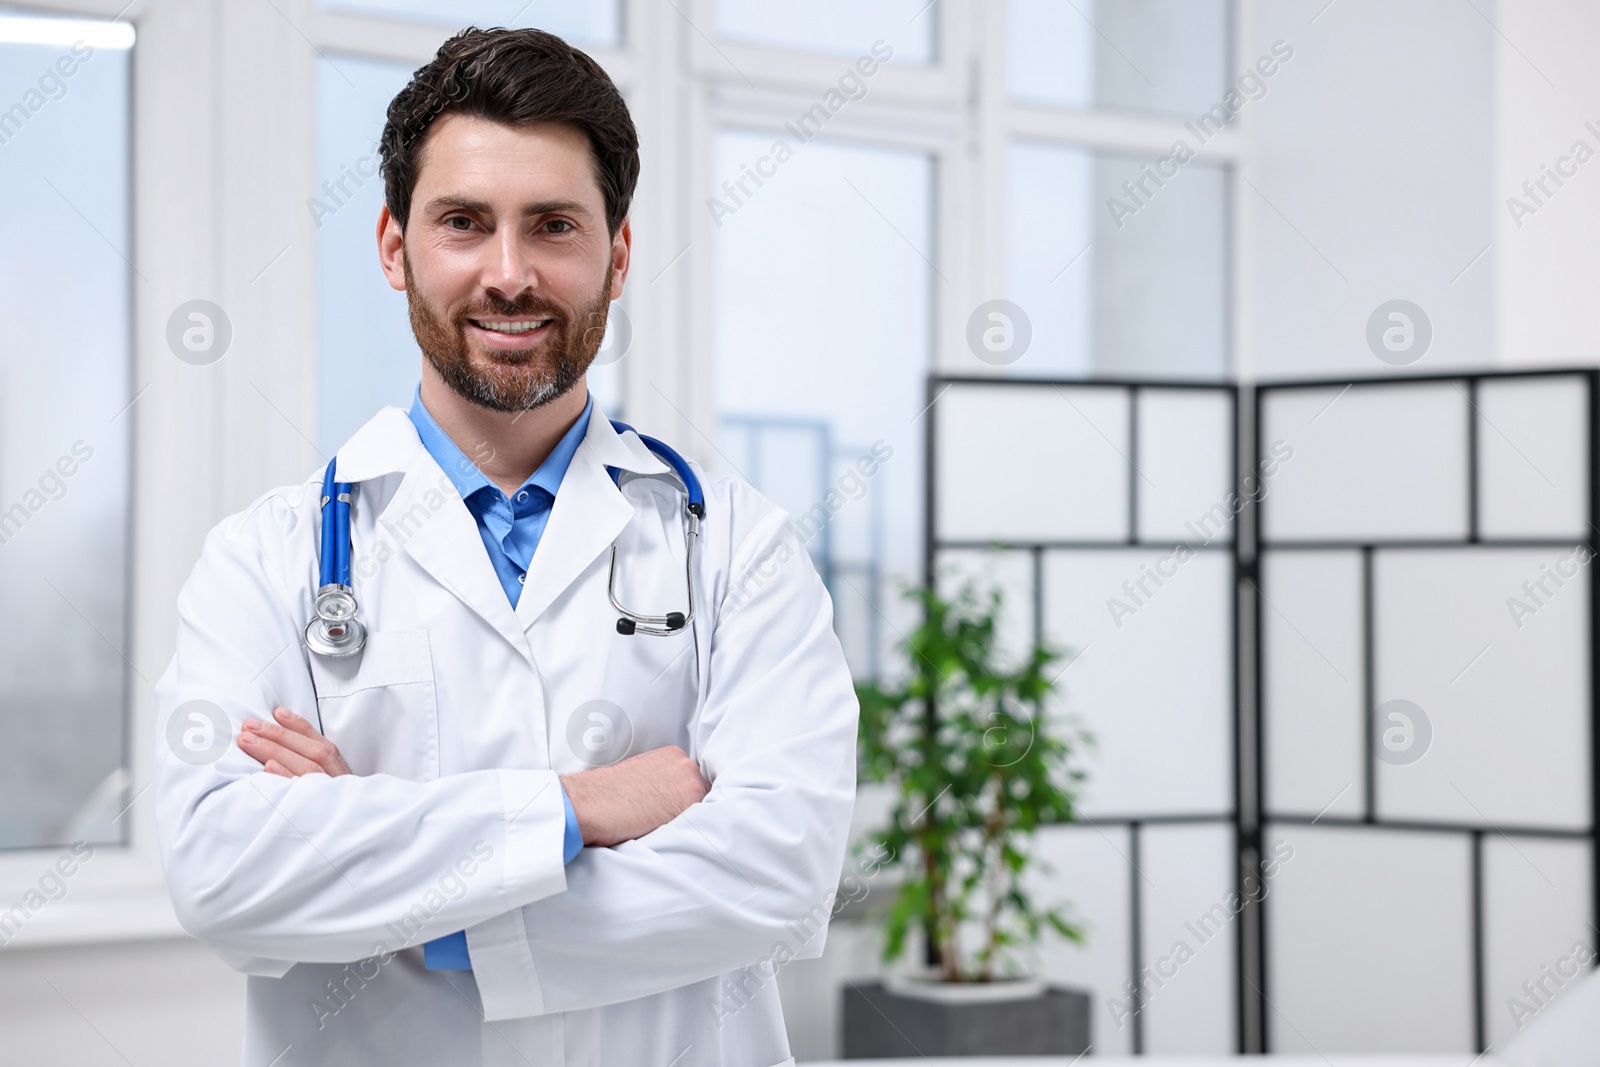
[560,781,582,864]
[423,930,471,970]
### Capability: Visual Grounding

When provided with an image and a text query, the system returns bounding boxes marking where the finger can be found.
[263,759,294,778]
[272,706,321,739]
[237,729,325,777]
[267,709,352,777]
[244,718,349,776]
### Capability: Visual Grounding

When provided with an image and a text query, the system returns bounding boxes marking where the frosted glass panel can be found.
[1008,0,1231,119]
[1483,837,1593,1048]
[315,53,418,454]
[1262,551,1364,819]
[937,385,1129,542]
[1477,376,1588,540]
[1265,825,1474,1053]
[0,13,134,850]
[1374,549,1588,829]
[1043,550,1232,816]
[713,0,933,64]
[1029,824,1135,1055]
[713,131,931,681]
[1136,389,1234,543]
[1140,823,1236,1053]
[316,0,621,46]
[935,549,1035,672]
[1262,383,1469,541]
[1006,142,1229,378]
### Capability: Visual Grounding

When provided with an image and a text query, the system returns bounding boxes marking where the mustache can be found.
[455,293,567,324]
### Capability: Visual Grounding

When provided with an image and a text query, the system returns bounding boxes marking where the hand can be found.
[237,706,351,778]
[560,746,709,848]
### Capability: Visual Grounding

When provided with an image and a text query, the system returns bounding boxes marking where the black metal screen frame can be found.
[924,374,1244,1054]
[1251,367,1599,1054]
[924,367,1598,1056]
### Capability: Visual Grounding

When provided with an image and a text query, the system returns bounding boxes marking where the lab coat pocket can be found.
[307,629,439,781]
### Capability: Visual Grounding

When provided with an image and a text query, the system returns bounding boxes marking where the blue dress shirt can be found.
[406,385,590,970]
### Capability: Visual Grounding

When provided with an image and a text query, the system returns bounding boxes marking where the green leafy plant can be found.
[856,582,1091,983]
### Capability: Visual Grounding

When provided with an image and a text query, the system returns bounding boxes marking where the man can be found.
[154,26,858,1066]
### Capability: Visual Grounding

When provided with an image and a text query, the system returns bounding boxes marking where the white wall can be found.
[1493,0,1600,364]
[1247,0,1497,380]
[0,939,244,1065]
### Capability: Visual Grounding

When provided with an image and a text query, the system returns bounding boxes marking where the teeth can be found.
[474,319,549,334]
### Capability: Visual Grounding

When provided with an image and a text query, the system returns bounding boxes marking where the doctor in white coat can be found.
[153,25,858,1067]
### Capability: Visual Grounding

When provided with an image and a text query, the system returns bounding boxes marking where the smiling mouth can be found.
[467,317,554,335]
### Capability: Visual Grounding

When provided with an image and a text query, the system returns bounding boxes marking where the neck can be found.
[418,363,590,496]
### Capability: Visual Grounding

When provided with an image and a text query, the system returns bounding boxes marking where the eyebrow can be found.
[423,195,594,220]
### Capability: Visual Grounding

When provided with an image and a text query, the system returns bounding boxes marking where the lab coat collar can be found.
[327,398,673,656]
[512,408,670,629]
[331,400,671,482]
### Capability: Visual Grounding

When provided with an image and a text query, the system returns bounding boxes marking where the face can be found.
[379,114,630,413]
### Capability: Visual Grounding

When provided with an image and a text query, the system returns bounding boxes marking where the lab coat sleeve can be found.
[153,491,571,969]
[465,493,859,1020]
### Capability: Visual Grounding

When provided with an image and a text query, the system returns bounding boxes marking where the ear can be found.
[378,204,406,292]
[608,216,632,301]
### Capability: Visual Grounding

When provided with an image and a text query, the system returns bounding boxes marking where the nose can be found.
[479,223,540,303]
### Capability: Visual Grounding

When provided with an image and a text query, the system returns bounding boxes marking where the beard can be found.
[404,253,614,414]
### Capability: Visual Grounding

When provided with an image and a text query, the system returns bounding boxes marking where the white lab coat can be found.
[152,404,859,1066]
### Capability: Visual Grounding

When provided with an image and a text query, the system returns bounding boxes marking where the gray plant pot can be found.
[841,979,1091,1058]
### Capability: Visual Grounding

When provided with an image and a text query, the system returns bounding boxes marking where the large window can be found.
[0,0,1239,1050]
[0,10,135,851]
[712,131,933,677]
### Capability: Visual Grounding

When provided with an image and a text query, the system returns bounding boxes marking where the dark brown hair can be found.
[378,26,639,236]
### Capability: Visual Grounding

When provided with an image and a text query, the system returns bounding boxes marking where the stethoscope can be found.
[303,420,704,658]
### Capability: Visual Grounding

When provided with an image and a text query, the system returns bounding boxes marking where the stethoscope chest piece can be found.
[305,457,367,658]
[305,583,366,657]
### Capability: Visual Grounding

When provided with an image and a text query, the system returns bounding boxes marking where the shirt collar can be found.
[329,393,667,484]
[405,384,594,505]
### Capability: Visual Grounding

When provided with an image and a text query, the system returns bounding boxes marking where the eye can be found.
[544,219,573,234]
[446,216,474,231]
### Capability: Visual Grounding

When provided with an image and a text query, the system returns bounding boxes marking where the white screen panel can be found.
[1262,383,1469,541]
[1137,389,1234,544]
[937,385,1130,542]
[1477,376,1588,540]
[1139,823,1237,1053]
[1262,551,1365,819]
[1042,550,1231,816]
[1483,837,1594,1048]
[1028,823,1135,1055]
[936,549,1035,673]
[1265,825,1475,1052]
[1374,549,1588,829]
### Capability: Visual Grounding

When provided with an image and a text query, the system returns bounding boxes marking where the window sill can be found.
[0,893,188,951]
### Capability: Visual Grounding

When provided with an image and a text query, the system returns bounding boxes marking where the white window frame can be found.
[0,0,1252,947]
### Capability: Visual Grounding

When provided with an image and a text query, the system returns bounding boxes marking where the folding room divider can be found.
[924,369,1597,1055]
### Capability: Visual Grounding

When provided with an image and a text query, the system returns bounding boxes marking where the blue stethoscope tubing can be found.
[304,420,703,657]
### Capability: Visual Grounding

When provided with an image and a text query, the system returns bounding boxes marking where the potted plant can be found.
[844,582,1093,1057]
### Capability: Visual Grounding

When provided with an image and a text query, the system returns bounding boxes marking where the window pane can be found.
[316,0,621,48]
[713,0,934,65]
[0,12,135,849]
[1009,0,1230,119]
[314,53,627,455]
[712,130,933,679]
[1006,140,1229,378]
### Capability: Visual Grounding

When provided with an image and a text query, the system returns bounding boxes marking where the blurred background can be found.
[0,0,1597,1061]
